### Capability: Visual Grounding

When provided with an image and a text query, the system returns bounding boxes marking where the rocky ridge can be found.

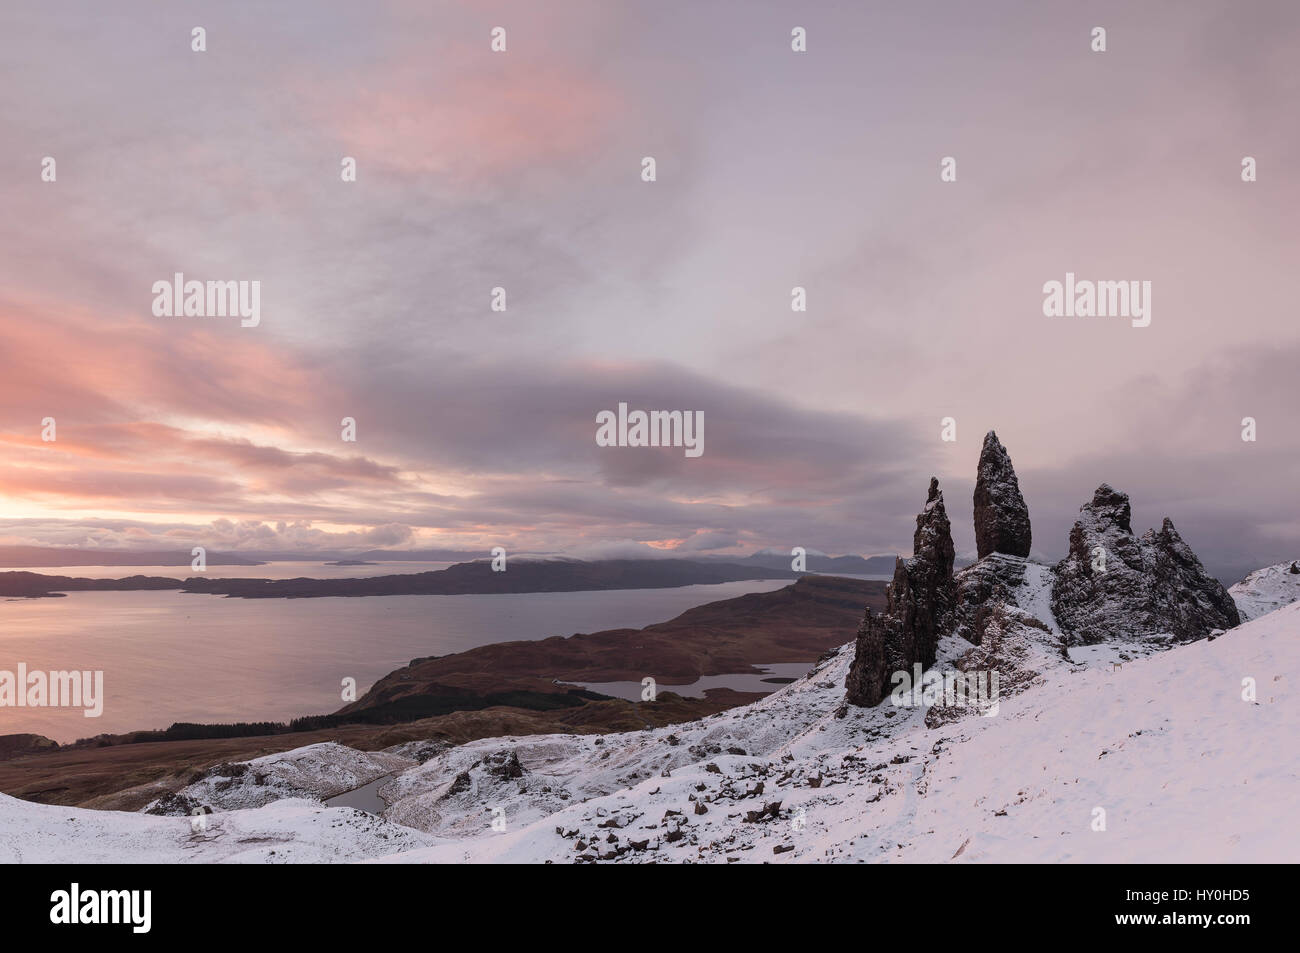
[1051,484,1239,646]
[846,432,1239,710]
[1228,559,1300,622]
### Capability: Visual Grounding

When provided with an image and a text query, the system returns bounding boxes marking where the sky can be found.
[0,0,1297,581]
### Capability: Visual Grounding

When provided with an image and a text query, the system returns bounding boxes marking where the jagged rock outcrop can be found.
[1051,484,1240,645]
[924,582,1056,729]
[844,611,890,708]
[847,437,1239,713]
[973,431,1032,559]
[143,742,415,814]
[846,479,955,706]
[948,552,1029,645]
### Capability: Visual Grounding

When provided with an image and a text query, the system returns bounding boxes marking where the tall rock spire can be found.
[845,478,955,707]
[973,430,1032,559]
[847,430,1241,715]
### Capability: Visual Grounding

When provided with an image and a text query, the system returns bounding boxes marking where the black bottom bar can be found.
[2,863,1278,940]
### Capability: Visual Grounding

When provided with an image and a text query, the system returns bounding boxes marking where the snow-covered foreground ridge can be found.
[2,585,1295,864]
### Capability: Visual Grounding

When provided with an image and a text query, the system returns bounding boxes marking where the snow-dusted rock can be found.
[973,430,1032,559]
[927,559,1067,727]
[1052,484,1240,648]
[846,478,955,707]
[145,742,415,815]
[851,436,1239,719]
[1230,560,1300,622]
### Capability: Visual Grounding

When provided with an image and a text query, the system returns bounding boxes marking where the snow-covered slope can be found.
[2,585,1295,864]
[0,795,435,864]
[1231,560,1300,622]
[375,600,1297,863]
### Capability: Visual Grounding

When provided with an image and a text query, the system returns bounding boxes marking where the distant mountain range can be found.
[0,545,897,569]
[0,558,797,599]
[704,551,902,574]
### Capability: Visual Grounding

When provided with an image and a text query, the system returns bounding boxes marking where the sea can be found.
[0,562,803,742]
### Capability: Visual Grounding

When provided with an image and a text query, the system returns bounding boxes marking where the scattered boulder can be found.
[485,750,526,780]
[743,801,783,823]
[444,770,473,797]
